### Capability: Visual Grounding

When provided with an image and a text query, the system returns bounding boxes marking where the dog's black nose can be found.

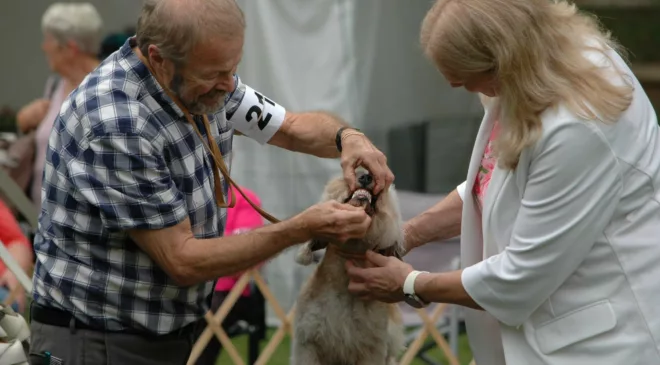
[358,173,373,187]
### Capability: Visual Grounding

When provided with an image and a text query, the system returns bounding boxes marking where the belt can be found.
[30,303,201,340]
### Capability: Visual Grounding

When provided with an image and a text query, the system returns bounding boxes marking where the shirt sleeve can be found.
[461,121,622,327]
[224,74,286,144]
[68,132,189,231]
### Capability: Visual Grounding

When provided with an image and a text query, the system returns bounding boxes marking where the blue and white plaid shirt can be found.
[32,37,285,334]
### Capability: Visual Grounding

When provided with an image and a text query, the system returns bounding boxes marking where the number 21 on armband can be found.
[245,91,275,131]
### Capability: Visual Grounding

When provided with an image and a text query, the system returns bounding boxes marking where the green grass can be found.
[216,328,474,365]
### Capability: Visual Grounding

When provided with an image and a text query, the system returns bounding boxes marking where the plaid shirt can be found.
[32,38,284,334]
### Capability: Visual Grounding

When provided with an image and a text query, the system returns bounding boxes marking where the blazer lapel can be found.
[461,97,499,267]
[481,102,511,256]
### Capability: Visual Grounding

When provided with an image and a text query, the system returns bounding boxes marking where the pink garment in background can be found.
[215,186,265,296]
[31,80,67,208]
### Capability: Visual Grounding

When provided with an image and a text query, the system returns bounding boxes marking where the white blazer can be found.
[455,47,660,365]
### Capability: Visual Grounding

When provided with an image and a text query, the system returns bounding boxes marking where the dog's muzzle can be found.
[345,172,377,215]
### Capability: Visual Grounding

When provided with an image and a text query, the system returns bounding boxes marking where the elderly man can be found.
[28,0,394,363]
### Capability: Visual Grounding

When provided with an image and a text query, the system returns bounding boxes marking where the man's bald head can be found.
[136,0,245,66]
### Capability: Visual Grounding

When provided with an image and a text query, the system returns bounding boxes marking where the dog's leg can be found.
[294,239,327,266]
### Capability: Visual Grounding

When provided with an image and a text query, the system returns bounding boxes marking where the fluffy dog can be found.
[291,170,406,365]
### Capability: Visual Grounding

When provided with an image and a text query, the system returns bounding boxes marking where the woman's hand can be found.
[16,98,50,133]
[345,250,414,303]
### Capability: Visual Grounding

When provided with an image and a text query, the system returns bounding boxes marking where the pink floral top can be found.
[473,121,500,211]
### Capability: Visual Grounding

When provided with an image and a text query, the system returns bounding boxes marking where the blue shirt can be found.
[32,37,285,334]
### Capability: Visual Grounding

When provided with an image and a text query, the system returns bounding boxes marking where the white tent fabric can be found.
[232,0,484,326]
[232,0,379,324]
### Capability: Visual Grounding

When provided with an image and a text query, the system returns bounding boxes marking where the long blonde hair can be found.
[420,0,634,169]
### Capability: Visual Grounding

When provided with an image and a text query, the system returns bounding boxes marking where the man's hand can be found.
[346,250,413,303]
[340,132,394,195]
[266,111,394,194]
[296,200,372,243]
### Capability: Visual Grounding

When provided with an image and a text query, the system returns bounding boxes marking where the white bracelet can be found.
[403,270,429,296]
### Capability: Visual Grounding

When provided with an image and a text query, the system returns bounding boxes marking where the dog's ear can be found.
[294,239,328,266]
[393,240,406,260]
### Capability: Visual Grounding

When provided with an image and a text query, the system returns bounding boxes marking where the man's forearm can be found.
[273,111,349,158]
[179,220,307,285]
[404,189,463,251]
[130,217,310,287]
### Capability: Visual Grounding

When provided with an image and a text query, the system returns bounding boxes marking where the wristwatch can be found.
[403,270,430,308]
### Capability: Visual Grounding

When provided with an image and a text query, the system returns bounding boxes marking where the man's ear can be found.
[146,44,174,76]
[147,44,164,64]
[294,239,328,266]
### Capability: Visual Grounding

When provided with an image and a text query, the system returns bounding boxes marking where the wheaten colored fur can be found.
[292,174,406,365]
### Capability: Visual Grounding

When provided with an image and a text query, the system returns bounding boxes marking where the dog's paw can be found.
[295,244,314,266]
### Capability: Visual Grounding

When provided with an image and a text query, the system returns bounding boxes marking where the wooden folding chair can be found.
[187,268,294,365]
[399,303,460,365]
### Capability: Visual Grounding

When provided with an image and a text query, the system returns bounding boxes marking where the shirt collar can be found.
[121,37,185,119]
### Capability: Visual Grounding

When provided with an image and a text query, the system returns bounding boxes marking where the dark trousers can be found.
[195,291,251,365]
[28,319,202,365]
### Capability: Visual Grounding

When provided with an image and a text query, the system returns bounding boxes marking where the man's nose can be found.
[358,173,373,187]
[217,74,235,92]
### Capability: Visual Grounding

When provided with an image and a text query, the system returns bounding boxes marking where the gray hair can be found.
[41,2,103,55]
[135,0,245,66]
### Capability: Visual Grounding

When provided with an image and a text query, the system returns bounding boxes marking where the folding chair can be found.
[220,280,266,364]
[403,313,458,365]
[399,257,462,365]
[187,268,294,365]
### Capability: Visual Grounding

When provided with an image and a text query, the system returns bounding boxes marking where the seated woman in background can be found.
[0,200,34,313]
[197,185,266,365]
[15,2,103,210]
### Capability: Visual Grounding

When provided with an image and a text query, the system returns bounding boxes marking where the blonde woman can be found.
[344,0,660,364]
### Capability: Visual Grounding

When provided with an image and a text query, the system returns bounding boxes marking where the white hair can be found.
[136,0,245,66]
[41,2,103,55]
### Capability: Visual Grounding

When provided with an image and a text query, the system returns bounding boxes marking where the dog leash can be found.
[137,50,281,224]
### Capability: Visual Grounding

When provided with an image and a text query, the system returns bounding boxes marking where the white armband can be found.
[230,85,286,144]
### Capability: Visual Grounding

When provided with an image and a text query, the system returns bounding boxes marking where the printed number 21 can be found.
[246,91,276,130]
